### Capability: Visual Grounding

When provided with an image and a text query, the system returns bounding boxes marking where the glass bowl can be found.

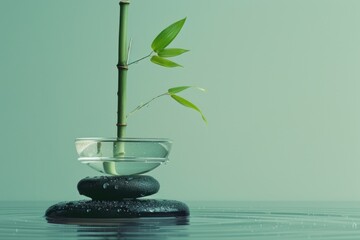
[75,138,172,176]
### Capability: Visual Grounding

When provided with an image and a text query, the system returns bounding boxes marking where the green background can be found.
[1,0,360,201]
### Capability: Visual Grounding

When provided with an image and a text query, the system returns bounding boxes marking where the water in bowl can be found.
[75,138,171,175]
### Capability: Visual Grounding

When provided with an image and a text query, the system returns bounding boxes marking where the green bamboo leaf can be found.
[151,18,186,52]
[168,86,206,95]
[151,55,182,68]
[158,48,189,58]
[170,94,207,123]
[168,86,192,94]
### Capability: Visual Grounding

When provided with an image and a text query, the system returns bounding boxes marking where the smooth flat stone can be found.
[77,175,160,200]
[45,200,190,219]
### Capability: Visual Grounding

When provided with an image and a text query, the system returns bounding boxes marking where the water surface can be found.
[1,201,360,239]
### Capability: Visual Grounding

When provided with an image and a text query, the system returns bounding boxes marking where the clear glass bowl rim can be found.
[78,157,168,163]
[75,137,172,143]
[75,137,172,163]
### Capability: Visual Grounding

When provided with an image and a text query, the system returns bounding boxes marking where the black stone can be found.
[77,175,160,200]
[45,200,190,219]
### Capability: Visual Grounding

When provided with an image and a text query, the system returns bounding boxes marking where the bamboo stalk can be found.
[105,0,130,174]
[117,0,129,140]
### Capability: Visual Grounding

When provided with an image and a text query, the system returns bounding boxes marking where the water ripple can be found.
[1,201,360,239]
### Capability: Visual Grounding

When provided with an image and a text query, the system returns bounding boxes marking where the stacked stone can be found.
[45,175,189,219]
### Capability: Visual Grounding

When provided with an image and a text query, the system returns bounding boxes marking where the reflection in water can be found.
[47,217,189,240]
[2,202,360,239]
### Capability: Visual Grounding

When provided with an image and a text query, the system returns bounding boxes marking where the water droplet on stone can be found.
[114,185,119,190]
[86,209,91,213]
[103,183,110,189]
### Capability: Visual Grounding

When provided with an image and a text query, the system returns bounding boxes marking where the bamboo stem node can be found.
[117,64,129,70]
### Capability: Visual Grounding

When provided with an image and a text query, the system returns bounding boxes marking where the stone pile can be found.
[45,175,189,219]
